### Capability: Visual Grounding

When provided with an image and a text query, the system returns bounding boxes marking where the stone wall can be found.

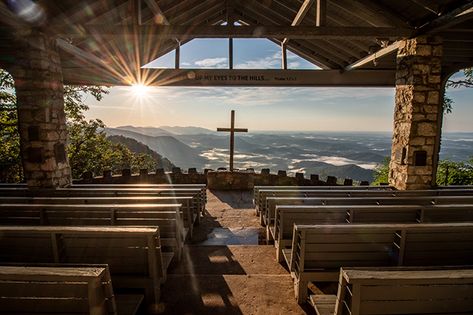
[74,168,369,189]
[389,36,443,190]
[10,31,72,188]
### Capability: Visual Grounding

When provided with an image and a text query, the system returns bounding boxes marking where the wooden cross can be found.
[217,110,248,172]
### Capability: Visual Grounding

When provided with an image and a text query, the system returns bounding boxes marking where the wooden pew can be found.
[74,184,208,211]
[0,187,205,224]
[273,204,420,262]
[264,194,473,229]
[0,203,185,261]
[0,226,169,307]
[273,204,473,261]
[253,186,392,215]
[259,188,473,224]
[0,265,124,315]
[310,266,473,315]
[0,196,197,238]
[287,223,473,303]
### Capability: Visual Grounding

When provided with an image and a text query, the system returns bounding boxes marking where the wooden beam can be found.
[62,68,396,87]
[316,0,327,26]
[352,0,410,28]
[345,41,400,71]
[59,25,413,39]
[56,38,109,69]
[292,0,315,26]
[282,0,315,45]
[418,2,473,35]
[410,0,439,15]
[345,2,473,72]
[142,0,169,24]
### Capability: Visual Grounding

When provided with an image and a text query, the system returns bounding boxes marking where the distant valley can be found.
[105,126,473,183]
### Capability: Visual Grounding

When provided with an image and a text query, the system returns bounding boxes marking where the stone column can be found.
[389,36,443,190]
[11,30,72,188]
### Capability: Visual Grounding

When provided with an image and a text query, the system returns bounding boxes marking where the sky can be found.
[83,38,473,132]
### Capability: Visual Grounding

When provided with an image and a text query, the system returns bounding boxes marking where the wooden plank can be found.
[56,25,413,39]
[309,294,336,315]
[61,68,397,87]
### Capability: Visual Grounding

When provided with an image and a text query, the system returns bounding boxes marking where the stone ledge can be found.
[74,168,370,189]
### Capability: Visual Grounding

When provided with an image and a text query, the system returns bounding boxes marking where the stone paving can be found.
[157,190,315,315]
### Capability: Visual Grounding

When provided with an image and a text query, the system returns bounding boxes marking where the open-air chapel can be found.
[1,0,473,314]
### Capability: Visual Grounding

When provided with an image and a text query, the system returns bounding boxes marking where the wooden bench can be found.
[286,223,473,303]
[0,265,122,314]
[310,266,473,315]
[258,189,473,223]
[253,186,392,215]
[0,187,205,224]
[273,204,421,262]
[0,203,185,261]
[0,226,170,307]
[264,194,473,230]
[0,195,197,238]
[74,183,207,205]
[273,204,473,262]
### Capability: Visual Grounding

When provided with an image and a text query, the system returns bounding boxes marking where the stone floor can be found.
[157,190,315,315]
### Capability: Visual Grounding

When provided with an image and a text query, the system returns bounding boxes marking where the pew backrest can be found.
[274,205,424,244]
[0,226,166,304]
[0,203,185,257]
[291,223,473,278]
[335,267,473,315]
[265,195,473,225]
[0,265,117,315]
[253,185,392,209]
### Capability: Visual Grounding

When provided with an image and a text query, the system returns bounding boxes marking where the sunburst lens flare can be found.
[131,83,150,97]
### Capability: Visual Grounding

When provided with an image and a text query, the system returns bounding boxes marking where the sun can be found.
[131,83,150,97]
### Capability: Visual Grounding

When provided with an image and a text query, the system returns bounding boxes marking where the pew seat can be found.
[310,266,473,315]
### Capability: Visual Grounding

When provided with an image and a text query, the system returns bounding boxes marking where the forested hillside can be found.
[108,135,174,171]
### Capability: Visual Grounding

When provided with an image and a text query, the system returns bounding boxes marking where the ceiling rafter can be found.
[55,25,412,39]
[142,0,169,24]
[344,41,400,71]
[352,0,410,28]
[233,7,335,69]
[345,1,473,72]
[282,0,315,45]
[329,0,395,27]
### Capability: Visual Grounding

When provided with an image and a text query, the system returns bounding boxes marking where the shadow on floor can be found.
[210,190,254,209]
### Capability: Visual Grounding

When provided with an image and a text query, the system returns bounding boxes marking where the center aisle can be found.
[158,190,314,314]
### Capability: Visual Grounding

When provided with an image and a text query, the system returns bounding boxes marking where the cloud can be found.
[235,52,280,69]
[288,61,301,68]
[194,57,228,68]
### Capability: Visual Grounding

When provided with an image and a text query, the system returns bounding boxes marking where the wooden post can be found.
[229,38,233,69]
[281,42,288,69]
[316,0,327,26]
[175,40,180,69]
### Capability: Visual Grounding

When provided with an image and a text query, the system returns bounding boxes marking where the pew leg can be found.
[145,285,161,313]
[260,213,265,226]
[275,245,284,264]
[294,275,309,304]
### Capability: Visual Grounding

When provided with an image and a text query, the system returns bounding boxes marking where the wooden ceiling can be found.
[0,0,472,86]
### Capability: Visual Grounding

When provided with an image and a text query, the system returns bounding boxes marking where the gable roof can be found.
[1,0,472,86]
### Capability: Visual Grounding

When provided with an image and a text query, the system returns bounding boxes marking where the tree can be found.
[443,67,472,114]
[0,68,160,182]
[372,156,473,186]
[371,157,389,185]
[0,70,21,181]
[436,159,473,186]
